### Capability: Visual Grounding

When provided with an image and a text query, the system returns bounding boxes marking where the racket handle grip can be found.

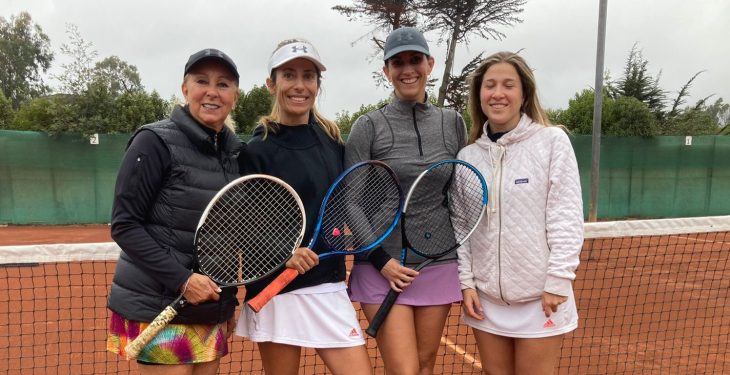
[247,267,299,313]
[365,288,400,338]
[125,304,180,359]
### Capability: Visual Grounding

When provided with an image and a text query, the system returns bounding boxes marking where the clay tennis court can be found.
[1,222,729,374]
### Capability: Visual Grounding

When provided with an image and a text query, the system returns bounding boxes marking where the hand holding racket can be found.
[365,159,487,337]
[125,175,305,359]
[246,160,403,312]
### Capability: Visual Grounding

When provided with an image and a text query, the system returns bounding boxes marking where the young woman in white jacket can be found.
[457,51,584,374]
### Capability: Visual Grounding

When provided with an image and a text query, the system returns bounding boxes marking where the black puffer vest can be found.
[109,106,242,324]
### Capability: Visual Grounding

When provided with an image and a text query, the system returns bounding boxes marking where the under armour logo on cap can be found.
[383,27,430,61]
[397,32,414,43]
[291,44,308,54]
[205,49,223,58]
[268,38,327,76]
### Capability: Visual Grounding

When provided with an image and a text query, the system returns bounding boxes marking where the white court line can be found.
[441,336,482,370]
[674,235,729,245]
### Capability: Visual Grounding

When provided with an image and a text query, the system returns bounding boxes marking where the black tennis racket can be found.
[247,160,403,312]
[365,159,487,337]
[125,174,305,359]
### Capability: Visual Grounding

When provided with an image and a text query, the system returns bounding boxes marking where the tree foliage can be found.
[606,44,666,118]
[607,96,657,136]
[0,90,13,127]
[705,98,730,130]
[232,85,272,136]
[111,90,169,133]
[64,80,168,136]
[333,1,420,92]
[553,89,656,136]
[558,44,727,136]
[54,24,98,95]
[332,0,525,108]
[11,94,77,134]
[660,108,717,135]
[333,0,417,33]
[0,12,53,108]
[92,55,144,96]
[335,98,391,134]
[30,23,167,135]
[443,52,483,113]
[416,0,525,106]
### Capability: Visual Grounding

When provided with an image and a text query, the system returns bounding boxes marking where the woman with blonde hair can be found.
[457,51,584,374]
[235,38,371,375]
[106,48,243,375]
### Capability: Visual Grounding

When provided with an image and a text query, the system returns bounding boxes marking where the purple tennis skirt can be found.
[348,262,463,306]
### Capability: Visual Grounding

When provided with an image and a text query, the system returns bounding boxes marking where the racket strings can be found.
[321,165,400,251]
[197,179,303,285]
[405,163,486,257]
[449,165,487,242]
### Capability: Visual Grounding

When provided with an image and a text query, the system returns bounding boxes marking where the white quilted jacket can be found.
[457,114,584,304]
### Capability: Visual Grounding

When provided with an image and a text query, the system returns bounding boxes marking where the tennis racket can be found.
[365,159,487,337]
[246,160,403,312]
[125,174,305,359]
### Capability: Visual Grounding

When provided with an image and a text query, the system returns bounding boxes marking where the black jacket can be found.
[239,120,346,300]
[107,105,243,323]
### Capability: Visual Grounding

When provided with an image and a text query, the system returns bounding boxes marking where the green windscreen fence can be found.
[1,130,729,224]
[0,131,129,224]
[574,136,730,219]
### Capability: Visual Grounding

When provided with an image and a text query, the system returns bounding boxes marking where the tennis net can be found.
[1,216,729,374]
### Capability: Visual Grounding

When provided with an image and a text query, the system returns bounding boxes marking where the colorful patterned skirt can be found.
[107,311,229,364]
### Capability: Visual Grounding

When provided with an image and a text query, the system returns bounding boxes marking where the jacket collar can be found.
[390,93,432,113]
[476,113,544,148]
[172,105,242,157]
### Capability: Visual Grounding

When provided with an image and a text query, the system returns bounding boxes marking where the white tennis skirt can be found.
[462,288,578,338]
[235,282,366,348]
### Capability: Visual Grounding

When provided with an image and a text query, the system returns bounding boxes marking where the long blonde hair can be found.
[466,51,550,143]
[258,39,342,143]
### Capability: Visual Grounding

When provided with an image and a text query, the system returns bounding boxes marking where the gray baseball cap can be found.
[383,27,430,61]
[184,48,239,80]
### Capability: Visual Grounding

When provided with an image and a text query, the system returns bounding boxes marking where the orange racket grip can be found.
[247,267,299,312]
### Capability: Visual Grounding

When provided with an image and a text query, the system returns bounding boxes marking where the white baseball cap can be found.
[268,39,326,76]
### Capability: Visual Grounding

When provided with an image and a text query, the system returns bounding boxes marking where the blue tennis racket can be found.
[247,160,403,312]
[365,159,488,337]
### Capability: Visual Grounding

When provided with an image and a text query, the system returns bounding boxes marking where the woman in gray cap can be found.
[106,48,244,374]
[346,27,467,375]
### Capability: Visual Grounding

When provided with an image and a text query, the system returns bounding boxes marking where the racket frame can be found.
[125,174,305,359]
[246,160,404,312]
[309,160,404,256]
[365,159,487,337]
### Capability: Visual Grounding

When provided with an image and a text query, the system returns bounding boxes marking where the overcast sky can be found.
[3,0,729,119]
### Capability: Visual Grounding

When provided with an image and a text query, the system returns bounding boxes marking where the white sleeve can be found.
[544,130,584,296]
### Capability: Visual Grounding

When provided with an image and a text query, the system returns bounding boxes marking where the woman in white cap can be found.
[346,27,468,375]
[234,38,372,375]
[106,48,243,374]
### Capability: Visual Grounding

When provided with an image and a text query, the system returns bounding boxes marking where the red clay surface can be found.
[0,225,480,375]
[1,226,728,374]
[0,224,112,246]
